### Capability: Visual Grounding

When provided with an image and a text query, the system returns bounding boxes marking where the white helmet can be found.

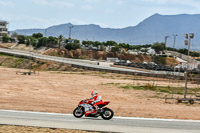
[91,90,98,96]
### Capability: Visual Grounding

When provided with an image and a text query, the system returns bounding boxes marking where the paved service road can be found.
[0,48,147,73]
[0,48,184,76]
[0,110,200,133]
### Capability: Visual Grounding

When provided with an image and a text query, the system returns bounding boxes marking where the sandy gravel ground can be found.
[0,67,200,120]
[0,125,100,133]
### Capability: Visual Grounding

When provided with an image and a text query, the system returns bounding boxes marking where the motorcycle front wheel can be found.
[73,106,84,118]
[101,108,114,120]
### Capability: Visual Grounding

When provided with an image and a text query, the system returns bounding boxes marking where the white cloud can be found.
[32,0,74,8]
[82,0,100,3]
[141,0,200,7]
[184,0,200,9]
[116,0,126,5]
[0,0,14,7]
[141,0,170,4]
[81,5,94,11]
[138,0,200,14]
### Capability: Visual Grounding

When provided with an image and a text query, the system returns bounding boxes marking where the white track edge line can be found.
[1,109,200,123]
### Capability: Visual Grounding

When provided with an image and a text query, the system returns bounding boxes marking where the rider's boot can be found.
[94,105,102,113]
[92,105,99,113]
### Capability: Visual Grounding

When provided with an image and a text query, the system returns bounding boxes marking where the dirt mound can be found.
[0,55,84,72]
[12,44,34,51]
[35,62,82,71]
[11,44,50,54]
[0,46,6,48]
[43,48,178,65]
[166,57,179,66]
[0,43,16,48]
[43,48,107,60]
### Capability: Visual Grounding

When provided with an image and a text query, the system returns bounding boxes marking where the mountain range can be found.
[13,13,200,50]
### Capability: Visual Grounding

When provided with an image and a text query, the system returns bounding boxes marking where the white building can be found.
[147,48,156,55]
[0,20,9,42]
[127,50,138,55]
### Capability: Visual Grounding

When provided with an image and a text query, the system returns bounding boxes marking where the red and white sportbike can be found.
[73,99,114,120]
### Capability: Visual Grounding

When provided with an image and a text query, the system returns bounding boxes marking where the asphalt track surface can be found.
[0,110,200,133]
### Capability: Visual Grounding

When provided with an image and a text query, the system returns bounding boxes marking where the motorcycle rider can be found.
[87,90,103,112]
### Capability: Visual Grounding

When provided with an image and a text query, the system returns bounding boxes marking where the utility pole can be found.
[165,36,170,46]
[172,34,178,49]
[68,25,73,39]
[184,33,194,99]
[29,38,32,73]
[92,36,95,41]
[44,29,47,47]
[44,29,47,37]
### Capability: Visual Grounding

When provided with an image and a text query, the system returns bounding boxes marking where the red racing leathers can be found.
[88,94,103,107]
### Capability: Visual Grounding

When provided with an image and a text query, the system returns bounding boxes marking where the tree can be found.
[99,44,105,51]
[2,34,9,43]
[151,42,166,54]
[73,39,80,44]
[166,47,177,52]
[57,35,63,48]
[11,32,18,38]
[93,41,102,50]
[47,36,57,47]
[190,51,200,57]
[142,44,152,48]
[38,37,47,48]
[32,33,43,38]
[10,32,18,43]
[65,39,80,50]
[119,43,128,49]
[178,49,188,55]
[25,36,38,47]
[82,40,88,47]
[17,35,26,44]
[9,38,15,43]
[141,48,148,54]
[65,43,80,51]
[111,46,121,53]
[105,41,118,47]
[82,40,94,48]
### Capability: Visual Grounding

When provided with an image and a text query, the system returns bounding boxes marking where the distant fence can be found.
[72,64,187,80]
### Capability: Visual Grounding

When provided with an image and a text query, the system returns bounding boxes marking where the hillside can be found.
[43,48,178,66]
[0,53,82,72]
[13,13,200,50]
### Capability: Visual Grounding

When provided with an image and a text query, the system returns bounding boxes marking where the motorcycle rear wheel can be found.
[73,107,84,118]
[101,108,114,120]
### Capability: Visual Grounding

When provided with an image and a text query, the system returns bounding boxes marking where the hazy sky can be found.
[1,0,200,30]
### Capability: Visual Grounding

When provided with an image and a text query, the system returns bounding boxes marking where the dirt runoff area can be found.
[0,67,200,120]
[0,125,101,133]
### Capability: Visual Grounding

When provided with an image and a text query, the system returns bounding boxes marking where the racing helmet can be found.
[91,90,98,96]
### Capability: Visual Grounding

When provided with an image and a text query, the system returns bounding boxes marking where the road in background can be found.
[0,110,200,133]
[0,48,147,73]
